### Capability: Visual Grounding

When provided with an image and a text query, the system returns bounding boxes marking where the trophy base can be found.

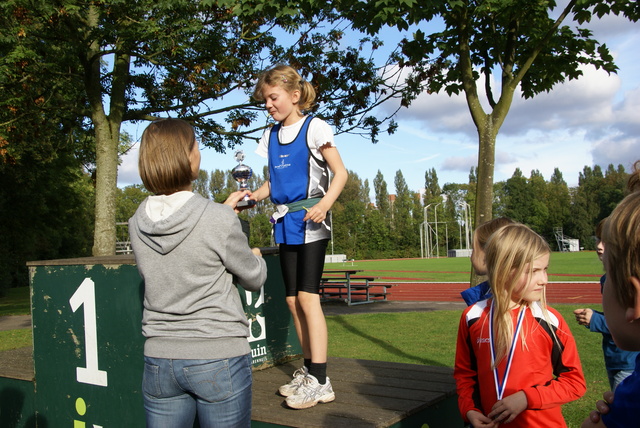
[237,199,256,208]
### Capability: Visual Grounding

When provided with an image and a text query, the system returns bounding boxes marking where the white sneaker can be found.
[285,375,335,409]
[278,366,308,397]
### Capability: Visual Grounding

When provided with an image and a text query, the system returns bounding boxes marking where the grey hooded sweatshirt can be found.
[129,192,267,360]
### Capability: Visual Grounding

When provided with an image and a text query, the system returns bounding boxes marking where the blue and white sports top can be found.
[256,116,334,244]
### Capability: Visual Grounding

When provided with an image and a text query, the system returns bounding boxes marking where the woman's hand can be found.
[224,190,252,213]
[251,248,262,257]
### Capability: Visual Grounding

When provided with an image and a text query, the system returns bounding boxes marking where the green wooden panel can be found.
[0,377,37,428]
[239,255,302,369]
[31,262,145,427]
[27,253,300,427]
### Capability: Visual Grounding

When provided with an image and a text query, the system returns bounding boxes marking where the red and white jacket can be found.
[454,299,586,427]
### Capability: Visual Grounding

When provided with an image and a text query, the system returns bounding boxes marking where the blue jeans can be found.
[142,354,252,428]
[608,369,634,391]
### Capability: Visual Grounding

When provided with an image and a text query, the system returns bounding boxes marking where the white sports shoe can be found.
[278,366,309,397]
[285,374,335,409]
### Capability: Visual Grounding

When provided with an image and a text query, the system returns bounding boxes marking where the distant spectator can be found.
[460,217,514,305]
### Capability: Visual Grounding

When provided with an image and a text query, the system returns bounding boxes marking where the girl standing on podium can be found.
[250,64,348,410]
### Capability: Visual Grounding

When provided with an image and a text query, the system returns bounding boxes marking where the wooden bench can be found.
[320,277,395,305]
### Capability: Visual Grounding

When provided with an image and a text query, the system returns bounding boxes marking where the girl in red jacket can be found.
[454,223,586,427]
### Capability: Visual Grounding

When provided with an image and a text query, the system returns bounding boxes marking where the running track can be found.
[380,282,602,305]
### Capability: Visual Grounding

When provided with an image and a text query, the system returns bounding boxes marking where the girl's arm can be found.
[521,314,587,410]
[304,144,347,223]
[250,181,271,203]
[454,310,486,423]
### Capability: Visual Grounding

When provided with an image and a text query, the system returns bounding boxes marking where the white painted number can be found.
[69,278,108,387]
[245,288,266,342]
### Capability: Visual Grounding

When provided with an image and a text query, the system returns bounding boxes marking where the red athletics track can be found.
[383,282,603,305]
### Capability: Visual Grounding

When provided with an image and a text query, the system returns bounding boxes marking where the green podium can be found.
[25,249,299,427]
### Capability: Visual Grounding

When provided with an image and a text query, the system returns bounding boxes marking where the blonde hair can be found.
[474,217,514,250]
[253,64,316,112]
[601,191,640,308]
[138,118,196,195]
[485,223,551,364]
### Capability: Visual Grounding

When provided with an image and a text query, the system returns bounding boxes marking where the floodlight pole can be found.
[423,204,432,258]
[434,202,441,258]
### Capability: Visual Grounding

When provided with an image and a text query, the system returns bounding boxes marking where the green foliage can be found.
[1,0,417,255]
[193,170,211,199]
[566,164,628,250]
[392,170,418,256]
[331,170,369,258]
[115,185,151,223]
[499,164,627,250]
[333,0,638,245]
[248,214,273,248]
[0,148,94,292]
[327,161,627,260]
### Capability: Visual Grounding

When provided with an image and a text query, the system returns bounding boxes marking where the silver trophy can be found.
[231,150,256,208]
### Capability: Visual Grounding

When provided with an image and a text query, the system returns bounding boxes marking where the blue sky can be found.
[118,12,640,197]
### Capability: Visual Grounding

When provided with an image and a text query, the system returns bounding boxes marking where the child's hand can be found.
[303,203,328,223]
[581,390,613,427]
[466,410,497,427]
[574,308,593,326]
[488,391,527,424]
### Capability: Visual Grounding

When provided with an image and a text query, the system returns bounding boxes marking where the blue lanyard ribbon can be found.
[489,301,527,401]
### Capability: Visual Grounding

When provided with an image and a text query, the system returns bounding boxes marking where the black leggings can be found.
[279,240,329,297]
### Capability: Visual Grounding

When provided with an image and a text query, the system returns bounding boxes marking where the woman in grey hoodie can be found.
[129,118,267,428]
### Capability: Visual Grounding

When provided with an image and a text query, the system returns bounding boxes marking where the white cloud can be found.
[441,155,477,172]
[117,144,142,187]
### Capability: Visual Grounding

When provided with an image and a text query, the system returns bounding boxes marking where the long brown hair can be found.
[138,118,196,195]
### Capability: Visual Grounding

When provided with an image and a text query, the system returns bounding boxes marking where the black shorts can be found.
[279,240,329,297]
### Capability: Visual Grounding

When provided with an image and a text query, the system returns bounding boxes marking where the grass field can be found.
[0,285,30,317]
[0,251,611,427]
[324,251,604,282]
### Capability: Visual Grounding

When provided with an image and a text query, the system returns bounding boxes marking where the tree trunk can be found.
[83,5,130,256]
[92,124,119,256]
[469,116,497,287]
[475,119,497,228]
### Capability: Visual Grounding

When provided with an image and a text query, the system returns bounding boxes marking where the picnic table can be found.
[320,269,394,305]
